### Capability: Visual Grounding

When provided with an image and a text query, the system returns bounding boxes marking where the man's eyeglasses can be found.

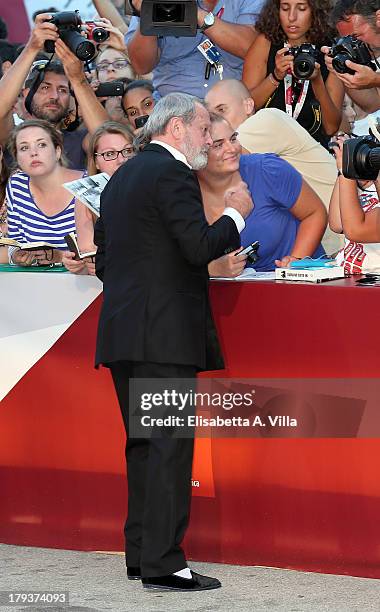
[95,146,135,161]
[97,59,131,72]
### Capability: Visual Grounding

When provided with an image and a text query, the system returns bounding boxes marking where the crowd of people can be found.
[0,0,379,275]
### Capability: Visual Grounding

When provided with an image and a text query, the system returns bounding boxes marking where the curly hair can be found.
[255,0,337,45]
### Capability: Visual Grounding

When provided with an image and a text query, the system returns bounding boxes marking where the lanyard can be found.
[282,42,309,121]
[283,72,309,121]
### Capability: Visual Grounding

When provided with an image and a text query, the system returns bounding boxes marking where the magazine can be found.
[63,172,110,217]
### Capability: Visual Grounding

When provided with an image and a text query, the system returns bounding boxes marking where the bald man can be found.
[205,79,342,254]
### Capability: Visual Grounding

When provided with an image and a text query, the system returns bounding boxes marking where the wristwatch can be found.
[200,12,215,32]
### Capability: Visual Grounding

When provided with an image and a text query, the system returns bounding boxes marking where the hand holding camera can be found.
[274,47,294,81]
[322,36,378,90]
[209,248,248,278]
[43,10,96,61]
[27,13,59,53]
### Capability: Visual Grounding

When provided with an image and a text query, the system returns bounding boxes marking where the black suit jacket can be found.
[94,143,240,371]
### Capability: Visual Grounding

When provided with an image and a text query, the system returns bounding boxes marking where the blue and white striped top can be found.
[6,171,76,250]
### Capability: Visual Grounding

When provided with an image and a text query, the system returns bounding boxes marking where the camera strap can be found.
[283,42,310,121]
[283,72,309,121]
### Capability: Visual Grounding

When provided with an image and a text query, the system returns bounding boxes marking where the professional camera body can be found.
[330,35,376,75]
[44,11,96,61]
[140,1,198,37]
[343,135,380,180]
[287,43,321,80]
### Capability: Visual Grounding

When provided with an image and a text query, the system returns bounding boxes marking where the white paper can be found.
[63,172,110,217]
[211,269,276,281]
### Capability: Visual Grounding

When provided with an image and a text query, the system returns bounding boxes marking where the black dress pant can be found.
[110,360,196,577]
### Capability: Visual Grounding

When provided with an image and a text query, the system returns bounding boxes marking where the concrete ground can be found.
[0,544,379,612]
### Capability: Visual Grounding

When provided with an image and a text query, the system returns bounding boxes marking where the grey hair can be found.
[142,92,204,141]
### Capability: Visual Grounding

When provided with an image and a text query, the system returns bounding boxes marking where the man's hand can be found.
[336,61,380,90]
[26,13,59,53]
[321,46,379,90]
[224,181,253,219]
[208,248,248,278]
[54,38,85,84]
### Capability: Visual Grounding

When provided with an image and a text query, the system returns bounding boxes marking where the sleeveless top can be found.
[265,42,330,148]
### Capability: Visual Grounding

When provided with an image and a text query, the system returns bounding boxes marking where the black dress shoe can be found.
[142,570,221,591]
[127,566,141,580]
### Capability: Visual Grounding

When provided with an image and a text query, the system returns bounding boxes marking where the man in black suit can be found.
[94,92,252,592]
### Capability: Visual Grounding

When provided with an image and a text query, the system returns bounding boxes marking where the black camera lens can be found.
[293,54,315,79]
[153,3,184,22]
[91,27,110,44]
[61,29,96,61]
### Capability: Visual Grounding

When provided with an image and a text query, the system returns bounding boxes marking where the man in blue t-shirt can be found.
[125,0,264,98]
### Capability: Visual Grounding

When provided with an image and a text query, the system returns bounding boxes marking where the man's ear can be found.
[168,116,185,141]
[22,87,29,100]
[376,9,380,29]
[244,97,255,117]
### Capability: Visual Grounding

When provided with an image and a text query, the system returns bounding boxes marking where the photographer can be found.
[329,134,380,274]
[125,0,264,98]
[0,13,108,168]
[322,0,380,92]
[242,0,344,148]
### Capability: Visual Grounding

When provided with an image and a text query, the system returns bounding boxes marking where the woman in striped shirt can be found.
[7,119,83,266]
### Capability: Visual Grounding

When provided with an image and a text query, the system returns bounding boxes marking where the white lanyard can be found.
[283,42,310,121]
[283,72,309,121]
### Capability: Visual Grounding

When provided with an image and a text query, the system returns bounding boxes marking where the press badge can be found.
[197,39,224,79]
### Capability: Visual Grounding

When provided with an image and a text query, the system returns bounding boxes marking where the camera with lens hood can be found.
[330,35,376,75]
[287,43,321,80]
[44,11,96,61]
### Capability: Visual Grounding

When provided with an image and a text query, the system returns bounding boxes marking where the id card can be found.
[197,39,221,65]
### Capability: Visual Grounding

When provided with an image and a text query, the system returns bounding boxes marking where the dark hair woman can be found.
[242,0,344,148]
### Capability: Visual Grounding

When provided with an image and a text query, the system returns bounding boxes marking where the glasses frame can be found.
[94,146,135,161]
[97,59,131,72]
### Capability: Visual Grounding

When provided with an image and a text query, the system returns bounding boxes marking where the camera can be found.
[140,1,198,37]
[287,44,321,80]
[330,35,376,75]
[95,81,125,97]
[135,114,149,129]
[342,134,380,180]
[86,22,110,44]
[44,11,96,61]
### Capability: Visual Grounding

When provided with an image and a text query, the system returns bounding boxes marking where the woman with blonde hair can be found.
[69,121,136,274]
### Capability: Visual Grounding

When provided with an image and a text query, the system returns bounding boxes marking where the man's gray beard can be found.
[31,101,68,125]
[182,141,209,170]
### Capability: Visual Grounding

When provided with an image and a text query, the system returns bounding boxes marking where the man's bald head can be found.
[205,79,255,130]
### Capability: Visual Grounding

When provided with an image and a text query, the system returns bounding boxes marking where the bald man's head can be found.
[205,79,255,130]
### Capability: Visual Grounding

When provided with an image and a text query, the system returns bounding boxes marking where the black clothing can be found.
[266,43,330,148]
[95,143,240,371]
[95,142,240,577]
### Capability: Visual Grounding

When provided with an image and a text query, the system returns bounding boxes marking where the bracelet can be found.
[272,70,282,82]
[268,73,280,87]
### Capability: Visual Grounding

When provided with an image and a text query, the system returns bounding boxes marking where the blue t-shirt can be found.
[239,154,325,271]
[125,0,264,99]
